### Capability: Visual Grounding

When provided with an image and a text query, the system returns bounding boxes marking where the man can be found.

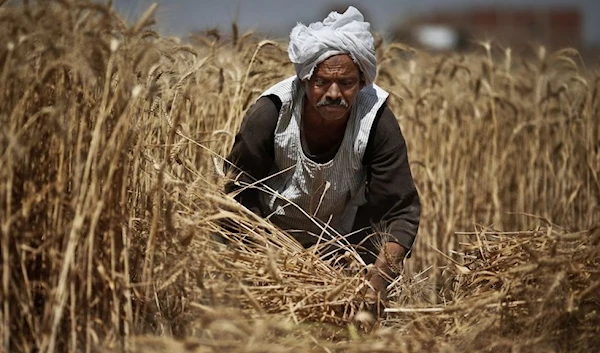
[225,7,420,298]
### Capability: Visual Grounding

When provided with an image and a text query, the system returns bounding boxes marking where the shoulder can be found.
[247,95,281,117]
[356,83,389,107]
[372,104,405,147]
[240,95,281,132]
[363,104,405,164]
[261,76,299,103]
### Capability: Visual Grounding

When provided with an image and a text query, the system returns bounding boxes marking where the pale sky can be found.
[111,0,600,46]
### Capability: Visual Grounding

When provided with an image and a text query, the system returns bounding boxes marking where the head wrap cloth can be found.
[288,6,377,85]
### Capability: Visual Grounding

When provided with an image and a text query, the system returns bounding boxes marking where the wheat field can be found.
[0,1,599,353]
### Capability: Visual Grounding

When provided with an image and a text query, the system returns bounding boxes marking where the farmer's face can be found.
[304,54,364,122]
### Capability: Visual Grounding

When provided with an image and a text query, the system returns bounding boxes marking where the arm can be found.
[224,95,280,215]
[362,105,421,294]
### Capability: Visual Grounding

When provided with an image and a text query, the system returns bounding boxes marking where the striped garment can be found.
[258,76,388,247]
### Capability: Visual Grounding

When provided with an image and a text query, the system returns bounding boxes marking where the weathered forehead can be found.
[312,54,361,77]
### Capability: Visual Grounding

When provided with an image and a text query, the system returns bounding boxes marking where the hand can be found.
[363,242,407,304]
[358,289,383,320]
[365,268,389,300]
[357,242,406,318]
[357,269,387,318]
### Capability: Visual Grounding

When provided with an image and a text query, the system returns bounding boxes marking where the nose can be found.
[325,82,341,100]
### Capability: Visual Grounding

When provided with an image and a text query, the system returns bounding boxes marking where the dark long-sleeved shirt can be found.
[225,94,420,255]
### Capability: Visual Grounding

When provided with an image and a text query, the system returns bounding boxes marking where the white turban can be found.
[288,6,377,85]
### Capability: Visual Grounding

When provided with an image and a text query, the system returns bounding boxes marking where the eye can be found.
[341,80,354,87]
[313,78,327,87]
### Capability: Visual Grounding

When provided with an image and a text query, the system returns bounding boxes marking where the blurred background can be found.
[111,0,600,57]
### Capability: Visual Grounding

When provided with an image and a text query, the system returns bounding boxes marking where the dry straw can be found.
[0,1,598,353]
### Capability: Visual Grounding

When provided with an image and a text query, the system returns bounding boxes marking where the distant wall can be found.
[392,7,582,52]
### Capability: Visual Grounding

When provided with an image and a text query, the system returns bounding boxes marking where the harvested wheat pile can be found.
[96,222,599,353]
[1,1,598,353]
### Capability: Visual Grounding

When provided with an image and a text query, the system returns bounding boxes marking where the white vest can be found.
[259,76,388,246]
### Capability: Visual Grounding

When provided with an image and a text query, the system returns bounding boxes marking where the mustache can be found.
[316,97,349,108]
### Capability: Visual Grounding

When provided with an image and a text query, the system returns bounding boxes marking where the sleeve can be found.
[361,104,421,255]
[224,95,280,215]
